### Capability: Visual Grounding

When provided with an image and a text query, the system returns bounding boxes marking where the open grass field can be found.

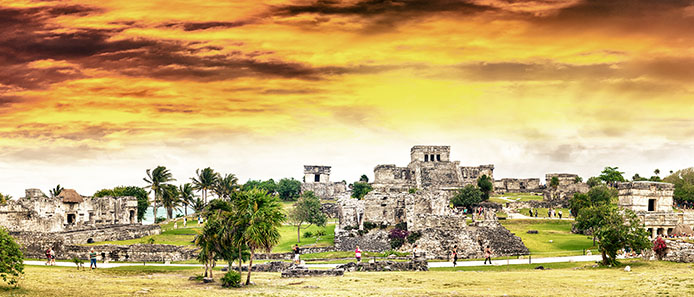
[489,192,544,204]
[5,260,694,296]
[501,219,597,257]
[518,207,572,219]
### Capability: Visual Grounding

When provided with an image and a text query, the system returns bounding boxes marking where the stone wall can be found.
[11,224,161,259]
[657,239,694,263]
[334,229,391,252]
[336,260,428,271]
[301,182,347,200]
[542,183,589,207]
[320,202,339,218]
[281,267,345,278]
[619,181,675,213]
[304,165,331,183]
[63,244,197,262]
[545,173,581,186]
[495,178,541,193]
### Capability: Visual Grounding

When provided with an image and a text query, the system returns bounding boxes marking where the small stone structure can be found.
[494,178,541,193]
[281,266,345,278]
[652,239,694,263]
[335,146,528,259]
[618,181,694,238]
[336,260,428,271]
[542,174,589,207]
[301,165,348,200]
[0,188,139,232]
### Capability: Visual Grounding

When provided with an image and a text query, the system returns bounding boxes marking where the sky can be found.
[1,0,693,198]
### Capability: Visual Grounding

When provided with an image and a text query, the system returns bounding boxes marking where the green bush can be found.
[155,217,167,224]
[390,238,404,249]
[395,222,407,231]
[303,231,313,238]
[0,227,24,287]
[363,221,378,231]
[221,271,241,288]
[315,229,326,237]
[407,231,422,244]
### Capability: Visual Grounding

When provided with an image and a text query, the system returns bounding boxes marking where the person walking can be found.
[484,246,492,265]
[293,244,301,265]
[89,248,98,269]
[355,245,362,263]
[413,245,419,259]
[451,245,458,267]
[45,247,52,265]
[558,210,563,219]
[529,208,534,217]
[50,247,56,266]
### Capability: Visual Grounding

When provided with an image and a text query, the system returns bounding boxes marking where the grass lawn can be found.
[501,219,597,257]
[490,192,544,204]
[7,260,694,296]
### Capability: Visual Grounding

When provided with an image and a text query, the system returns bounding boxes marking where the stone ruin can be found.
[334,145,528,259]
[494,178,541,193]
[618,181,694,238]
[301,165,348,200]
[542,173,589,207]
[0,188,160,258]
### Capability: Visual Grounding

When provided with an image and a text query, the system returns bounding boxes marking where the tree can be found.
[654,169,660,177]
[664,168,694,203]
[49,184,64,197]
[632,173,647,181]
[94,186,149,222]
[450,185,482,210]
[599,166,625,184]
[179,183,196,217]
[191,198,206,214]
[277,178,301,201]
[0,228,24,287]
[574,176,583,183]
[213,173,239,200]
[0,193,10,205]
[550,176,560,189]
[351,182,373,200]
[586,177,602,188]
[592,206,651,266]
[289,191,327,243]
[477,175,493,201]
[195,216,221,278]
[233,188,285,285]
[569,185,616,217]
[359,174,369,182]
[160,184,180,220]
[192,167,219,205]
[144,166,175,224]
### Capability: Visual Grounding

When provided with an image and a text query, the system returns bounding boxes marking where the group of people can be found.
[528,208,563,219]
[45,247,99,269]
[449,245,493,266]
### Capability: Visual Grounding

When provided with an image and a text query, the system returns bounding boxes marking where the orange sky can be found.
[1,0,693,198]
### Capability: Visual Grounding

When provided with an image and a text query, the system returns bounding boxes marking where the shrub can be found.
[343,225,355,231]
[0,228,24,287]
[303,231,313,239]
[408,188,417,194]
[221,271,241,288]
[388,228,409,250]
[653,237,667,260]
[315,229,326,237]
[407,231,422,244]
[395,222,407,231]
[379,222,388,229]
[72,257,84,270]
[363,221,378,231]
[155,217,167,224]
[357,229,367,236]
[381,250,408,257]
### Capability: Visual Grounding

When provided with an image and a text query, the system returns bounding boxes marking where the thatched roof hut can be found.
[672,224,694,236]
[58,189,84,203]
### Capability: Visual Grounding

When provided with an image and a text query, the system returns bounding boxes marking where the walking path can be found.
[25,254,610,269]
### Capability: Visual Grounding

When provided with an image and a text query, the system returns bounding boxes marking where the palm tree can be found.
[144,166,175,223]
[161,184,180,220]
[195,218,219,278]
[50,184,64,197]
[233,188,286,285]
[179,183,195,217]
[191,198,206,214]
[191,167,219,205]
[654,169,661,176]
[213,173,239,200]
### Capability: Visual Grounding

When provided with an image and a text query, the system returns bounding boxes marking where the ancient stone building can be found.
[0,188,139,233]
[494,178,541,193]
[618,181,694,238]
[372,145,494,192]
[301,165,347,200]
[545,173,581,187]
[542,173,589,206]
[334,145,527,259]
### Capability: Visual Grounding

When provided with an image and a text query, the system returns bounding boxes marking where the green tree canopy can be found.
[289,191,327,243]
[160,184,180,220]
[569,185,616,217]
[0,193,10,205]
[191,167,219,205]
[586,176,602,188]
[589,205,651,266]
[351,182,373,200]
[599,166,625,183]
[451,184,482,209]
[241,179,277,194]
[178,183,196,217]
[549,176,560,189]
[277,178,302,201]
[359,174,369,182]
[664,168,694,202]
[214,173,239,200]
[93,186,149,222]
[0,228,24,286]
[477,175,493,201]
[144,166,175,224]
[49,184,64,198]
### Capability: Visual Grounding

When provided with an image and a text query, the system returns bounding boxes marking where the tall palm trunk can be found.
[297,223,301,243]
[238,245,242,275]
[209,259,214,278]
[167,207,173,220]
[204,189,208,204]
[246,248,255,285]
[152,192,158,223]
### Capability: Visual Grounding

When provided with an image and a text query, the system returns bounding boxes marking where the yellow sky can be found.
[1,0,693,197]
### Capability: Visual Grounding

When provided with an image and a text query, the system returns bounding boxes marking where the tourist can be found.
[529,209,534,217]
[50,247,56,265]
[183,217,187,227]
[355,245,362,263]
[198,215,203,225]
[451,245,458,267]
[484,246,492,265]
[534,210,538,218]
[45,247,52,265]
[547,208,551,218]
[293,244,301,264]
[413,245,419,259]
[89,248,98,269]
[558,210,563,219]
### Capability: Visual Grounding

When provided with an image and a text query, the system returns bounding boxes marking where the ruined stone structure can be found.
[0,188,139,232]
[494,178,541,193]
[1,188,160,259]
[372,145,493,191]
[618,181,694,238]
[545,173,581,186]
[301,165,348,200]
[542,174,589,207]
[334,146,527,259]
